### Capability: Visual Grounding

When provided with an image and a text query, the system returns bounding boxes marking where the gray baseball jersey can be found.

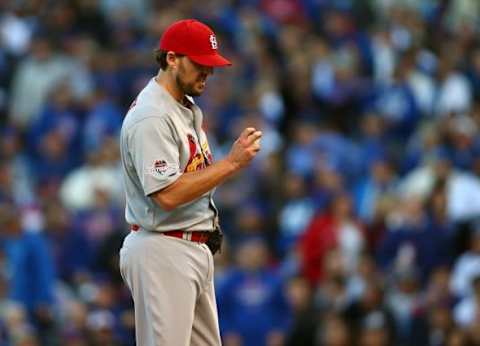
[120,78,218,232]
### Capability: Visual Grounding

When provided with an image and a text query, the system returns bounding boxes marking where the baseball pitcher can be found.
[119,19,262,346]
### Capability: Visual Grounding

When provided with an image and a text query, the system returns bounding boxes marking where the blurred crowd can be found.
[1,0,480,345]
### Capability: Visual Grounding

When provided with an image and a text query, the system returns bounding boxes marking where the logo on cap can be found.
[209,35,218,50]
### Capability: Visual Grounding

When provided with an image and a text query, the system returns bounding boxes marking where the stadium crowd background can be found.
[1,0,480,345]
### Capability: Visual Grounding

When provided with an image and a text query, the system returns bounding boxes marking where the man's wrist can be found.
[221,157,241,175]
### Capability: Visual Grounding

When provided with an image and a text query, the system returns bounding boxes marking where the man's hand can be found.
[226,127,262,170]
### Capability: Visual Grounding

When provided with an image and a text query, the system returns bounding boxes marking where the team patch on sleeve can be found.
[146,159,177,177]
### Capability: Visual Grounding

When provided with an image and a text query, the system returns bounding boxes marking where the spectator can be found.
[277,172,315,256]
[59,137,123,211]
[450,228,480,298]
[453,276,480,328]
[0,127,35,206]
[299,192,365,286]
[377,195,450,282]
[399,149,480,222]
[217,237,290,346]
[0,203,55,338]
[358,311,391,346]
[317,312,351,346]
[9,34,90,129]
[433,53,472,118]
[285,276,317,346]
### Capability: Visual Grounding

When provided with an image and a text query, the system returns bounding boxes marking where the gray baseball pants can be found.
[119,229,222,346]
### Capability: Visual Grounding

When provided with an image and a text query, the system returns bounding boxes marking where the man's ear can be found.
[166,51,178,69]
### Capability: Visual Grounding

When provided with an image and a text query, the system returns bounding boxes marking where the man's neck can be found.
[155,71,184,103]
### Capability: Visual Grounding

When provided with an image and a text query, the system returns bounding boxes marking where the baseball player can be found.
[119,19,262,346]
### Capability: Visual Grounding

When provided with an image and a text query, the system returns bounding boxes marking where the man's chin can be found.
[186,87,204,97]
[186,91,202,97]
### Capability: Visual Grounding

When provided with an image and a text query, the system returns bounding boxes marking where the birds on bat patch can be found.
[185,133,213,172]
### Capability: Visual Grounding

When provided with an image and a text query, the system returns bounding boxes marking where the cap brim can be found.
[188,53,232,67]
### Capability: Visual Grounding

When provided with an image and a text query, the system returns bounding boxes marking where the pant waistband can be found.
[129,224,211,243]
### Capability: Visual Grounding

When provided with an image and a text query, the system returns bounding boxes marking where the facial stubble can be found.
[175,62,202,97]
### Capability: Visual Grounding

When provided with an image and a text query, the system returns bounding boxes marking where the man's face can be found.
[175,56,213,97]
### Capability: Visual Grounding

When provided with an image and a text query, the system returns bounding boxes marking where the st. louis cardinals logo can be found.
[184,134,213,172]
[185,134,205,172]
[209,34,217,49]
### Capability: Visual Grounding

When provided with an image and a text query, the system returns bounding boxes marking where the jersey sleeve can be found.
[129,116,182,196]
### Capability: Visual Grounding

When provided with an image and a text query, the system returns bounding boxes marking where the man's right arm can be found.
[150,128,262,211]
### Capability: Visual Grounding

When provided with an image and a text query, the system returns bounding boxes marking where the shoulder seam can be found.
[127,114,171,128]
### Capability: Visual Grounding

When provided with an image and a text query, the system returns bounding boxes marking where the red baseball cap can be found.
[159,19,232,67]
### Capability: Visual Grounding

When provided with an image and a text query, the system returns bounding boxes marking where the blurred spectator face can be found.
[324,249,347,279]
[44,201,70,234]
[286,276,312,313]
[371,160,392,185]
[292,122,317,146]
[97,136,120,165]
[283,173,307,199]
[436,55,452,81]
[331,193,352,220]
[429,305,452,332]
[429,186,447,220]
[360,327,388,346]
[321,275,347,309]
[426,267,451,306]
[446,329,467,346]
[31,37,52,61]
[0,130,22,159]
[235,239,269,271]
[361,283,384,310]
[16,336,39,346]
[235,205,264,234]
[314,167,343,196]
[333,47,358,82]
[321,314,350,346]
[0,203,22,236]
[429,266,450,291]
[86,310,115,345]
[66,301,88,330]
[421,126,441,151]
[278,26,304,57]
[4,303,28,332]
[0,163,12,192]
[446,115,477,150]
[468,321,480,345]
[471,232,480,253]
[472,49,480,73]
[48,3,75,32]
[94,282,116,309]
[399,195,425,226]
[472,277,480,300]
[361,114,384,138]
[92,50,118,74]
[40,130,68,160]
[324,11,351,38]
[358,254,376,279]
[397,272,419,295]
[50,83,74,110]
